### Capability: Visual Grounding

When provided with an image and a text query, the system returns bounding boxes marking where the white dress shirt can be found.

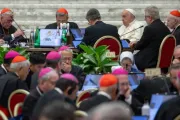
[118,20,144,42]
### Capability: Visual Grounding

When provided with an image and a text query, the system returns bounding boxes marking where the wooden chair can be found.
[156,35,176,74]
[0,110,8,120]
[174,114,180,120]
[93,36,122,61]
[76,88,97,106]
[8,89,29,117]
[0,106,9,119]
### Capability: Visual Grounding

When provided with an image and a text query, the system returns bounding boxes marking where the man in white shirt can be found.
[118,9,144,47]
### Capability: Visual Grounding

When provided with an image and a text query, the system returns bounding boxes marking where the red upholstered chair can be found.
[0,110,8,120]
[0,106,9,119]
[93,36,122,61]
[157,35,176,72]
[76,88,97,107]
[8,89,29,117]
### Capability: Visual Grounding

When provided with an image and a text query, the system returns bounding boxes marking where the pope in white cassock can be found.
[118,9,144,47]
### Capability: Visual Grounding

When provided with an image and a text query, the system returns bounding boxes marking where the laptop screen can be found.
[132,116,148,120]
[40,29,62,47]
[128,73,145,86]
[73,41,81,48]
[71,29,84,41]
[121,40,130,48]
[82,74,102,91]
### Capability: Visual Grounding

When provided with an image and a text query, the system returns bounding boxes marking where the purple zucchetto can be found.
[112,68,128,75]
[5,50,20,59]
[58,46,69,52]
[60,73,78,83]
[38,67,53,79]
[46,51,61,60]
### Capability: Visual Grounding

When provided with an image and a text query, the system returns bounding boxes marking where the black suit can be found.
[0,72,28,108]
[62,65,85,90]
[32,89,64,120]
[80,21,121,47]
[22,87,42,120]
[132,77,172,105]
[172,24,180,45]
[134,19,170,70]
[25,70,34,89]
[45,22,79,29]
[0,65,7,77]
[30,72,39,90]
[79,94,111,112]
[155,96,180,120]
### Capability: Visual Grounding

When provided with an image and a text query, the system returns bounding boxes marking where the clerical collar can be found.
[1,64,7,73]
[54,87,63,94]
[36,86,43,96]
[98,91,111,100]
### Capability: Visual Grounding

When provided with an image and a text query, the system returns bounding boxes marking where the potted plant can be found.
[0,47,30,64]
[72,45,119,89]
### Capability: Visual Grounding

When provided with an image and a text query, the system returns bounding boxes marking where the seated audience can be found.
[88,101,132,120]
[25,52,46,89]
[45,8,79,29]
[58,46,85,89]
[22,67,59,120]
[79,8,120,47]
[39,101,75,120]
[166,10,180,45]
[118,9,143,45]
[0,8,24,45]
[30,51,61,89]
[112,68,142,115]
[79,74,118,112]
[155,68,180,120]
[0,50,20,77]
[133,6,170,71]
[32,73,79,120]
[0,56,29,108]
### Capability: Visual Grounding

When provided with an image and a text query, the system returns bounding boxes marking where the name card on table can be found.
[106,51,115,58]
[40,29,62,47]
[145,68,161,77]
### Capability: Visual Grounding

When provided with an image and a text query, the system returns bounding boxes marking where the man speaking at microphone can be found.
[45,8,79,29]
[118,9,144,46]
[0,8,24,45]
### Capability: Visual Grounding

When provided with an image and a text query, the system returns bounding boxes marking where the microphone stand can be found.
[120,26,144,38]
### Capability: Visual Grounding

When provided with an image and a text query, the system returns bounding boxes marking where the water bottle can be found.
[142,101,150,117]
[61,28,67,45]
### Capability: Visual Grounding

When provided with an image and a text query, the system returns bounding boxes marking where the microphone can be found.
[66,23,70,36]
[13,19,28,39]
[120,25,144,37]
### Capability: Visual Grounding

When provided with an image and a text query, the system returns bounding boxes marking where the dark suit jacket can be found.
[62,65,85,90]
[155,96,180,120]
[80,21,121,47]
[45,22,79,29]
[132,77,172,105]
[173,24,180,45]
[0,65,7,77]
[25,70,34,89]
[32,89,64,120]
[134,19,170,70]
[22,87,42,120]
[79,94,111,112]
[30,72,39,90]
[0,72,28,108]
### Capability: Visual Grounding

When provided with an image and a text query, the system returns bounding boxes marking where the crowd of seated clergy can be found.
[0,4,180,120]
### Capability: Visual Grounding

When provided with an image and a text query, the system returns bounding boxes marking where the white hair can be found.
[38,69,58,83]
[168,14,180,23]
[88,102,132,120]
[58,49,73,54]
[145,6,160,20]
[10,60,30,72]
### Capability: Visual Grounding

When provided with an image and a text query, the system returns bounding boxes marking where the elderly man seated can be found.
[79,74,119,112]
[0,55,29,108]
[118,9,144,46]
[58,46,85,89]
[166,10,180,45]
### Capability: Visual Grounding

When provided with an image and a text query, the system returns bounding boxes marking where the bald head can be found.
[88,101,132,120]
[121,9,135,27]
